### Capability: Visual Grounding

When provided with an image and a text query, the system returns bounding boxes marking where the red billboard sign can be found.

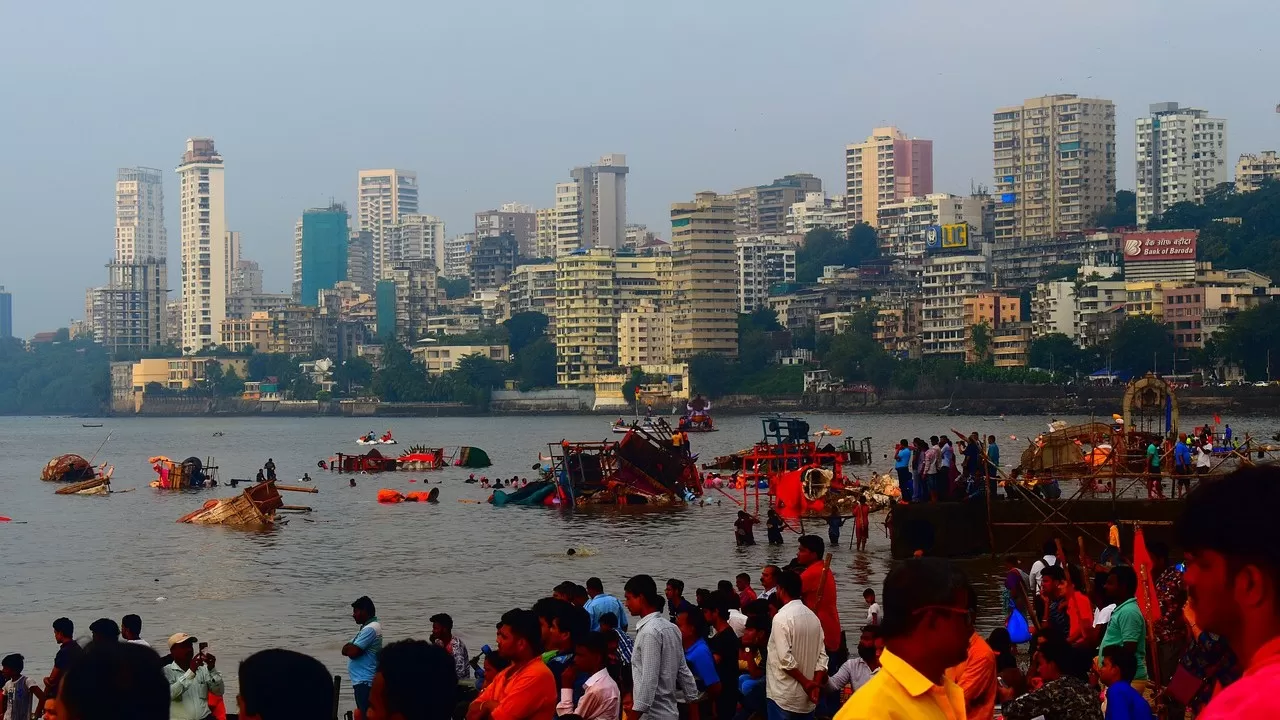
[1122,230,1197,262]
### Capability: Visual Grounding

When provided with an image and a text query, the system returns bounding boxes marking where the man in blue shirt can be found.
[986,435,1001,497]
[342,596,382,719]
[584,577,628,632]
[1174,434,1193,497]
[893,440,912,501]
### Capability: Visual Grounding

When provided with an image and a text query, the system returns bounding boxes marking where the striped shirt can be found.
[631,611,699,720]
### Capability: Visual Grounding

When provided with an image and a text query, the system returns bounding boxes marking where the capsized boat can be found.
[41,454,102,483]
[149,456,218,489]
[177,480,284,529]
[507,420,702,507]
[55,468,115,495]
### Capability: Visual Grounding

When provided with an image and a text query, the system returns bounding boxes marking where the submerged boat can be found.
[505,420,701,508]
[177,480,284,529]
[55,469,115,495]
[41,454,103,483]
[326,445,492,473]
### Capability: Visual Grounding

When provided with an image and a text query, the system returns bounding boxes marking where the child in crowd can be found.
[863,588,881,626]
[1,654,47,720]
[1100,646,1153,720]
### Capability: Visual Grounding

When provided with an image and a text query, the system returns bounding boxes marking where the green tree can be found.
[1213,301,1280,380]
[622,368,647,402]
[1028,333,1088,376]
[334,357,375,394]
[441,277,471,299]
[503,311,550,355]
[1148,181,1280,281]
[969,322,992,365]
[290,374,320,401]
[1094,190,1137,228]
[371,342,433,401]
[795,224,881,282]
[738,307,783,334]
[1106,316,1176,376]
[689,353,735,398]
[512,337,557,390]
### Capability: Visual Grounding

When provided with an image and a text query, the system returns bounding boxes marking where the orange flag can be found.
[1131,526,1163,626]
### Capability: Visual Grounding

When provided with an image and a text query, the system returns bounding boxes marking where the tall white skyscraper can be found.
[554,154,628,256]
[357,169,418,278]
[176,137,228,354]
[1135,103,1228,226]
[115,167,166,262]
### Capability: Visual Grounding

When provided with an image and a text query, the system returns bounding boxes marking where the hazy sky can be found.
[1,0,1276,336]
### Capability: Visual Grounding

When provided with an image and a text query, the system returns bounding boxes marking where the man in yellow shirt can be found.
[834,558,973,720]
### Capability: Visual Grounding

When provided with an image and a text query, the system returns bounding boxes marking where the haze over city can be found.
[1,0,1276,335]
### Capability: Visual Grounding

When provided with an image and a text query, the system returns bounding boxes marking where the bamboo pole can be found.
[275,485,319,493]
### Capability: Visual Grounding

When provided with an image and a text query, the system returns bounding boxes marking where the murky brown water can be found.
[8,411,1251,707]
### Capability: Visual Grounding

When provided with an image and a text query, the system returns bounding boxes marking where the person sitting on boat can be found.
[381,430,394,442]
[363,431,375,442]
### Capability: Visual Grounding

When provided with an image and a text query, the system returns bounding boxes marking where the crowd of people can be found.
[893,434,1002,503]
[8,464,1280,720]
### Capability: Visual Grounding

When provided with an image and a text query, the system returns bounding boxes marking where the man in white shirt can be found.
[556,632,619,720]
[624,574,699,720]
[760,564,781,600]
[767,571,828,719]
[1028,540,1058,619]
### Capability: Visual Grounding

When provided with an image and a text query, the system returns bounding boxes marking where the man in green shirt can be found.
[1097,566,1148,690]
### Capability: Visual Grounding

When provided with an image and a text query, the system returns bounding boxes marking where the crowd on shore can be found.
[7,464,1280,720]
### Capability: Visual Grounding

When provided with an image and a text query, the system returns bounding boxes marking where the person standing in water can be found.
[767,509,785,546]
[734,511,759,546]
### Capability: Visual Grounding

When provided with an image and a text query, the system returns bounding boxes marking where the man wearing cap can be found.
[163,633,224,720]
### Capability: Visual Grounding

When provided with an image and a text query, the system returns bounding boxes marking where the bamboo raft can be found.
[176,481,313,529]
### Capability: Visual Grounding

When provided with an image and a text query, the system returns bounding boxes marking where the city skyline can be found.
[3,0,1278,335]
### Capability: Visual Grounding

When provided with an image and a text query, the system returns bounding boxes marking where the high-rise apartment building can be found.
[232,260,263,296]
[176,138,228,354]
[0,287,12,339]
[845,127,933,227]
[555,248,617,385]
[475,203,537,258]
[671,192,738,359]
[115,167,166,262]
[393,214,446,272]
[470,233,518,290]
[554,154,628,256]
[535,208,557,259]
[444,233,474,280]
[736,237,797,312]
[357,169,418,278]
[993,94,1116,246]
[1135,103,1228,225]
[509,262,557,322]
[299,203,350,306]
[727,174,824,235]
[1236,151,1280,193]
[347,231,375,291]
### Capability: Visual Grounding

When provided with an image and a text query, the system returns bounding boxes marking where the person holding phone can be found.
[163,633,224,720]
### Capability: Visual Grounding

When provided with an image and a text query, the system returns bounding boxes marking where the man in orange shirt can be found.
[467,609,557,720]
[1063,565,1096,650]
[947,588,997,720]
[796,535,842,665]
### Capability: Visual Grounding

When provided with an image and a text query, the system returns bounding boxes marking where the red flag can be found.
[1132,526,1162,626]
[1213,414,1221,425]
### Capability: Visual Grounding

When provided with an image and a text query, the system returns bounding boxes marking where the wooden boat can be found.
[177,481,285,529]
[82,423,104,428]
[55,466,115,495]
